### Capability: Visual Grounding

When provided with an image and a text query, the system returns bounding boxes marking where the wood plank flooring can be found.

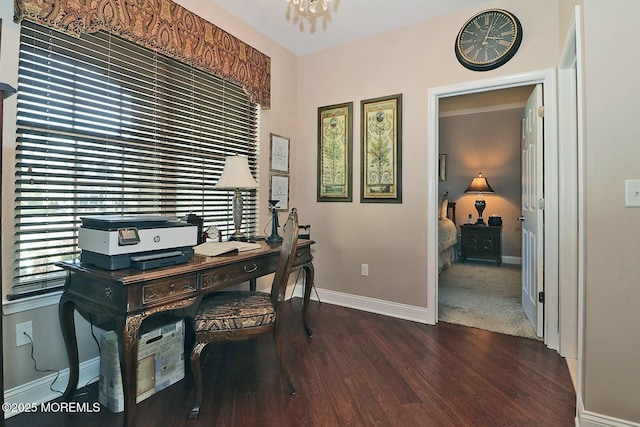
[6,298,576,426]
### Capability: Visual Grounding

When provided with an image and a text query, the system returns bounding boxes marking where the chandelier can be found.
[286,0,332,14]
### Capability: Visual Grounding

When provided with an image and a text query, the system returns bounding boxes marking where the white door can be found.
[521,84,544,337]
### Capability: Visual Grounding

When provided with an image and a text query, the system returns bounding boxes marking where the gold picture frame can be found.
[317,102,353,202]
[360,94,402,203]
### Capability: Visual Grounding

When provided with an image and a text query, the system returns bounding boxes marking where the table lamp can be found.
[215,155,258,241]
[464,172,495,225]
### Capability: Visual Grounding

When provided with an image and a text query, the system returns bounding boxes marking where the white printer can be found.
[78,215,197,270]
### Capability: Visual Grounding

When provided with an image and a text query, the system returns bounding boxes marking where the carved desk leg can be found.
[58,293,79,401]
[114,297,197,427]
[115,314,145,427]
[302,262,315,337]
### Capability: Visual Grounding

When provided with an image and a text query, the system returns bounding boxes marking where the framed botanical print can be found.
[360,94,402,203]
[317,102,353,202]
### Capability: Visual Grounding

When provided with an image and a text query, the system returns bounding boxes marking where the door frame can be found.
[427,68,560,351]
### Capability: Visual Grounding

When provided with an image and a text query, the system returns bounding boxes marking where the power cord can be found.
[23,315,103,399]
[23,331,64,395]
[290,266,321,305]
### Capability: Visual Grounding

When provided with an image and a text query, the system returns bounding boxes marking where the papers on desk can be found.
[194,241,261,257]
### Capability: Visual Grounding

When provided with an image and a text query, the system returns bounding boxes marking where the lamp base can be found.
[228,230,248,241]
[474,199,486,226]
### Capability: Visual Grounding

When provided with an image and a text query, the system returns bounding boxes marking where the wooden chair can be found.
[188,208,299,419]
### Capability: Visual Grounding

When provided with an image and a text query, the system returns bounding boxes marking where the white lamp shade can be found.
[214,155,258,190]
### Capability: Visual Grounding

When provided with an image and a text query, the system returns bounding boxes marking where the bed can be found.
[438,193,457,274]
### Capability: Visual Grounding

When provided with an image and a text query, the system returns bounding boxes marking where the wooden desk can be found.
[56,240,315,427]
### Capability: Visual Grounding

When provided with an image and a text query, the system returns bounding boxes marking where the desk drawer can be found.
[142,274,197,305]
[201,256,275,291]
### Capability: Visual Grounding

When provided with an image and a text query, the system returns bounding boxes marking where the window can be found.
[11,21,259,299]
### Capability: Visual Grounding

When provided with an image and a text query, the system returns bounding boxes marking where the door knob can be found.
[517,216,525,221]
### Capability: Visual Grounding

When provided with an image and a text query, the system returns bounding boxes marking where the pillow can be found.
[438,191,449,220]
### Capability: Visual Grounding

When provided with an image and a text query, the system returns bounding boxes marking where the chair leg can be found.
[273,324,296,395]
[189,341,207,419]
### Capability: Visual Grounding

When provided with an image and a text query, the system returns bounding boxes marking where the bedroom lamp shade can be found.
[464,172,495,225]
[215,155,258,240]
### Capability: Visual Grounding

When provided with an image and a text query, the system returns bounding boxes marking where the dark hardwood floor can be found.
[6,298,576,426]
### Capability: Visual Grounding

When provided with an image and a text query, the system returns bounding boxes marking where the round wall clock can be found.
[455,9,523,71]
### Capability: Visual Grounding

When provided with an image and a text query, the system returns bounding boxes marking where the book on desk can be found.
[194,241,261,257]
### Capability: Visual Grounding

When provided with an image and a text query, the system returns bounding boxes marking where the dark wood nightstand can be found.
[459,224,502,266]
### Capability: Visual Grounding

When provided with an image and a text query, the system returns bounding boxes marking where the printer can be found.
[78,215,197,270]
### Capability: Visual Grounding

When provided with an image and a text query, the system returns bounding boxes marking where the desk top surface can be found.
[56,239,314,285]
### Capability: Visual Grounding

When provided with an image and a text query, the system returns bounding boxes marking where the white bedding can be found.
[438,217,457,273]
[438,218,457,253]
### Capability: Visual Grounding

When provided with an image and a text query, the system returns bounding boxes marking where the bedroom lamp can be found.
[464,172,495,225]
[215,155,258,241]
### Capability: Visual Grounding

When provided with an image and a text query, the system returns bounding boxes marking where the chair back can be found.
[270,208,299,304]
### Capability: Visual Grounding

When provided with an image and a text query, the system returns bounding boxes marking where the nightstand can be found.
[459,224,502,266]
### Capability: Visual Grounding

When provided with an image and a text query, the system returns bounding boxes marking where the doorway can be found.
[436,86,536,339]
[426,69,562,351]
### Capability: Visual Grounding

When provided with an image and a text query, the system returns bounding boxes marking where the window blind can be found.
[11,21,259,298]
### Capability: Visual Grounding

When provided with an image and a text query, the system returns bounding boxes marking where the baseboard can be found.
[577,396,640,427]
[458,256,521,265]
[3,356,100,419]
[502,256,521,265]
[292,285,432,324]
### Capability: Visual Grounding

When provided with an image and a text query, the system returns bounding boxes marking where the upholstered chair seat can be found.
[192,291,275,331]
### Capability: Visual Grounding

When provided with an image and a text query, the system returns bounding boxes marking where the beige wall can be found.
[580,0,640,422]
[439,108,524,258]
[295,0,559,306]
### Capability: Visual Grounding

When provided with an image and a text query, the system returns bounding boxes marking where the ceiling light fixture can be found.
[286,0,332,14]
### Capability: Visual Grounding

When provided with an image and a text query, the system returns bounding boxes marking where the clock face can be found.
[455,9,522,71]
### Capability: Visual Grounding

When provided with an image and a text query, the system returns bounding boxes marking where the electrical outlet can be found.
[16,321,33,347]
[361,263,369,276]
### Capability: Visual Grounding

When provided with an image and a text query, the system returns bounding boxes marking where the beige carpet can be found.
[438,261,540,340]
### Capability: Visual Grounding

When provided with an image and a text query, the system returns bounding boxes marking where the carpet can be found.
[438,261,540,340]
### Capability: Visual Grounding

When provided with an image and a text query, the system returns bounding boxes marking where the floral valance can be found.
[14,0,271,109]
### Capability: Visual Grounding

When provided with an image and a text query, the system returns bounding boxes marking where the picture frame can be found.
[270,133,290,173]
[439,154,447,182]
[360,94,402,203]
[270,174,289,211]
[317,102,353,202]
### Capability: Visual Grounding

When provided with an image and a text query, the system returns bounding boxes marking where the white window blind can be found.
[11,21,259,299]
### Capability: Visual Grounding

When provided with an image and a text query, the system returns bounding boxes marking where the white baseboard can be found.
[291,285,433,324]
[577,396,640,427]
[3,356,100,419]
[502,256,521,265]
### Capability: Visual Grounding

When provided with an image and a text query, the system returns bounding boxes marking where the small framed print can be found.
[270,133,290,173]
[270,174,289,211]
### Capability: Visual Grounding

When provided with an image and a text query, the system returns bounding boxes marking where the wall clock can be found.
[455,9,523,71]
